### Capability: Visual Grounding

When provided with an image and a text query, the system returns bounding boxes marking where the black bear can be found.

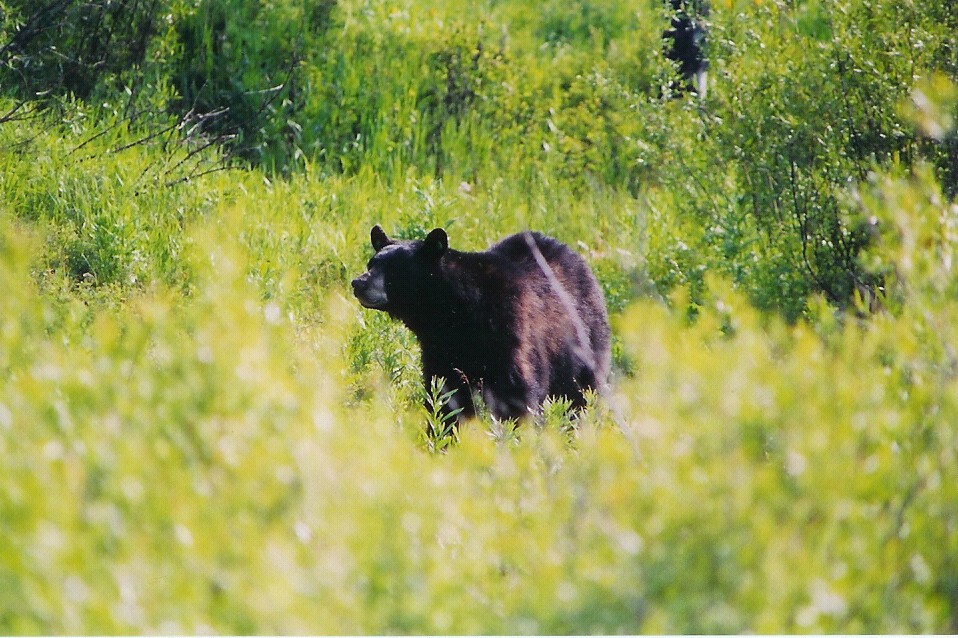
[351,225,611,422]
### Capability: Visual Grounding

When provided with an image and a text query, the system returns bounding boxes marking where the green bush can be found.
[0,0,163,101]
[165,0,336,168]
[2,148,958,631]
[2,1,958,632]
[646,0,958,318]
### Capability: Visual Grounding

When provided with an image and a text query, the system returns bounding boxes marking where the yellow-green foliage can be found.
[2,0,958,633]
[3,121,958,633]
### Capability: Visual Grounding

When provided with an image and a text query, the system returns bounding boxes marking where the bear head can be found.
[351,225,448,314]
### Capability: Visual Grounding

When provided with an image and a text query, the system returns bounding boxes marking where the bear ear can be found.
[370,225,392,252]
[423,228,448,258]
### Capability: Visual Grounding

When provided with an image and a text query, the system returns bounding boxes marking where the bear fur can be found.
[351,225,611,422]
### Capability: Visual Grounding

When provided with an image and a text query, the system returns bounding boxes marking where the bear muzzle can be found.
[351,271,389,309]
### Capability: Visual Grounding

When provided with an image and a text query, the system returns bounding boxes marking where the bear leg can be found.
[482,376,535,421]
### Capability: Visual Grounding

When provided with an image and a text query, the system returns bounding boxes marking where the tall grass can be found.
[1,0,957,633]
[2,89,958,632]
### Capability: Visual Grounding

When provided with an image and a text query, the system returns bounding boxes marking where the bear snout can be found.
[351,274,367,292]
[351,271,389,309]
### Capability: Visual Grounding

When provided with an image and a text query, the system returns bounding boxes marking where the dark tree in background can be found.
[0,0,161,102]
[663,0,709,94]
[0,0,338,169]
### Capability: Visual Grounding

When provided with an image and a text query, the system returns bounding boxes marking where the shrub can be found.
[1,9,958,631]
[2,153,958,631]
[648,0,958,318]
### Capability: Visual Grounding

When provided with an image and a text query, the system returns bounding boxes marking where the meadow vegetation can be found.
[1,0,957,632]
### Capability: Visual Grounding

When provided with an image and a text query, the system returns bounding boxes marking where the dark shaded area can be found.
[0,0,337,169]
[663,0,708,92]
[0,0,159,101]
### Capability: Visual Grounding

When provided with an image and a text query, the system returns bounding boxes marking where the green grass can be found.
[1,0,958,633]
